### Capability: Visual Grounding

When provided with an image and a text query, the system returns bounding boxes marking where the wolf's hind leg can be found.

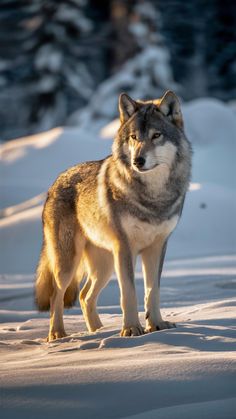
[48,270,74,341]
[80,245,114,332]
[46,222,85,341]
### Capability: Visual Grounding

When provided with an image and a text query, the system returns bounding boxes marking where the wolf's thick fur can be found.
[35,91,192,341]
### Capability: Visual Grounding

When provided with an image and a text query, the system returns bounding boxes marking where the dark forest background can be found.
[0,0,236,141]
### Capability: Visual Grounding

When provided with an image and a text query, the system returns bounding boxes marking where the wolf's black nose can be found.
[134,156,146,168]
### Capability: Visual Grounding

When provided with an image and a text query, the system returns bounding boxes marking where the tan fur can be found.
[35,247,53,311]
[80,244,114,332]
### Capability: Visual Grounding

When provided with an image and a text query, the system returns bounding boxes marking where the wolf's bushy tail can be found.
[35,247,53,311]
[35,246,82,311]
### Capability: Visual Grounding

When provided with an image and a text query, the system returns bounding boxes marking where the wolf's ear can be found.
[119,93,137,123]
[158,91,183,129]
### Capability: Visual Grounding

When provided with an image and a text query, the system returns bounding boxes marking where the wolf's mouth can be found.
[132,163,159,173]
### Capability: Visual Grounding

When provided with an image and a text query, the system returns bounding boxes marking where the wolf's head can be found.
[113,91,189,173]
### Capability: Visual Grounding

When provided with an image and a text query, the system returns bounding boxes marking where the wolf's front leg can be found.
[142,237,176,332]
[113,244,144,336]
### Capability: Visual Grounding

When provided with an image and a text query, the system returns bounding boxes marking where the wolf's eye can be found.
[152,132,161,140]
[130,134,137,140]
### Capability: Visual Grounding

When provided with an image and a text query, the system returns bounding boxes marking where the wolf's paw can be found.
[47,330,67,342]
[146,320,176,333]
[88,322,103,333]
[87,316,103,333]
[120,324,144,337]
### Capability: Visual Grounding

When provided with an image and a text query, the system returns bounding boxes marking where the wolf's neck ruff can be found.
[104,156,185,223]
[108,140,190,223]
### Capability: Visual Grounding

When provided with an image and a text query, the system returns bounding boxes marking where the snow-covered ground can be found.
[0,98,236,418]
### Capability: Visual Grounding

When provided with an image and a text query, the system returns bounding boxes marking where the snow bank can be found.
[0,127,111,209]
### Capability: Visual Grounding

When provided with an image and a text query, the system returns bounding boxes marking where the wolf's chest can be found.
[121,214,179,252]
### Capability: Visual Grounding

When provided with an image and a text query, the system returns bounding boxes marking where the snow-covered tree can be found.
[204,0,236,100]
[159,0,236,100]
[1,0,235,141]
[0,0,94,140]
[68,0,178,128]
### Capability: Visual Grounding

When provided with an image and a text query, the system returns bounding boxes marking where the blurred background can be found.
[0,0,236,141]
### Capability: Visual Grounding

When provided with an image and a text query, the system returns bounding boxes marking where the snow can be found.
[0,98,236,418]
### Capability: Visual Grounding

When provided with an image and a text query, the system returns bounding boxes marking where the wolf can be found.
[35,91,192,341]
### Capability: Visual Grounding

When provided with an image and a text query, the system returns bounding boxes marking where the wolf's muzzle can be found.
[133,156,146,169]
